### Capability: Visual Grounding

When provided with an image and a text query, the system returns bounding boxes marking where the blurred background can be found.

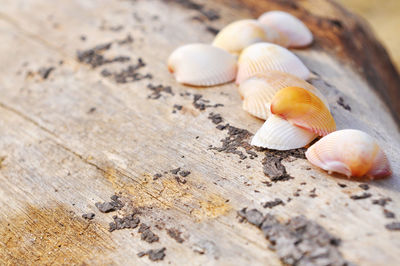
[338,0,400,72]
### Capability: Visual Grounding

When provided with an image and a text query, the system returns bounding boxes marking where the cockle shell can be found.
[212,20,267,55]
[239,71,328,120]
[271,86,336,136]
[258,11,313,48]
[305,129,392,179]
[212,19,289,54]
[167,43,237,86]
[236,43,310,84]
[251,114,317,150]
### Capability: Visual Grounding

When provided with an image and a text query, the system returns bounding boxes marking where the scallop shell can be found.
[167,43,237,86]
[236,43,310,84]
[305,129,392,179]
[258,11,313,47]
[271,86,336,136]
[239,71,329,120]
[251,115,317,150]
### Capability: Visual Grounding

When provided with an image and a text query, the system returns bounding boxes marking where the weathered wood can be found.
[0,0,399,265]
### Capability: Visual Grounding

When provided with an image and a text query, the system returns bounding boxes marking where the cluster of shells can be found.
[167,11,391,179]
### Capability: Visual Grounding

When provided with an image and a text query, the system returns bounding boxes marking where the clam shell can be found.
[236,43,310,84]
[367,149,392,178]
[239,71,329,120]
[271,86,336,136]
[212,20,290,55]
[167,43,237,86]
[212,20,270,55]
[305,129,392,179]
[251,115,317,150]
[263,26,290,48]
[258,11,313,47]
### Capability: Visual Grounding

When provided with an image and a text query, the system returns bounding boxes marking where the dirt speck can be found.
[77,42,130,68]
[193,94,223,110]
[359,183,370,190]
[262,198,285,209]
[337,97,351,111]
[102,58,152,83]
[172,104,183,113]
[167,228,185,243]
[309,188,318,198]
[262,149,306,182]
[138,223,159,243]
[95,195,124,213]
[0,156,6,169]
[385,222,400,231]
[209,124,253,160]
[372,197,392,206]
[179,170,191,177]
[350,192,372,200]
[262,181,273,187]
[147,83,174,99]
[109,213,140,232]
[170,167,181,175]
[137,247,166,261]
[87,107,96,113]
[117,34,134,45]
[237,208,264,226]
[82,213,95,220]
[206,25,219,35]
[153,173,162,180]
[238,208,348,265]
[383,209,396,219]
[208,112,223,124]
[166,0,220,21]
[38,67,55,79]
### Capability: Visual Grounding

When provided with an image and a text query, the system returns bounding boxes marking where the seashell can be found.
[271,86,336,136]
[263,26,290,48]
[258,11,313,47]
[212,19,289,54]
[239,71,329,120]
[251,115,317,150]
[212,20,268,55]
[167,43,237,86]
[236,43,310,84]
[305,129,392,179]
[239,76,274,120]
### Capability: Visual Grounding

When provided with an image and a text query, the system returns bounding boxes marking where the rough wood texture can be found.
[0,0,399,265]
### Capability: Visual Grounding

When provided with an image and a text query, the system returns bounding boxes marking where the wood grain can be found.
[0,0,399,265]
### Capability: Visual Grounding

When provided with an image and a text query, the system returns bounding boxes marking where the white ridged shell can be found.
[262,25,290,48]
[236,42,310,84]
[212,20,268,55]
[258,11,313,47]
[251,115,317,150]
[212,20,289,54]
[239,71,329,120]
[167,43,237,86]
[305,129,392,179]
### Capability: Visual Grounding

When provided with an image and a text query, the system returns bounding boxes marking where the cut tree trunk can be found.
[0,0,399,265]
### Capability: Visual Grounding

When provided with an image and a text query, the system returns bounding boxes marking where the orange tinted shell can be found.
[271,86,336,136]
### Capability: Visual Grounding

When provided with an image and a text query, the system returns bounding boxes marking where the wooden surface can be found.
[0,0,399,265]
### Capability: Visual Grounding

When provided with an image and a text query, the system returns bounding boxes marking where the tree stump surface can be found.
[0,0,399,265]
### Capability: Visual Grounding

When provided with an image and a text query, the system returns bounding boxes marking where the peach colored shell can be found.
[305,129,392,179]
